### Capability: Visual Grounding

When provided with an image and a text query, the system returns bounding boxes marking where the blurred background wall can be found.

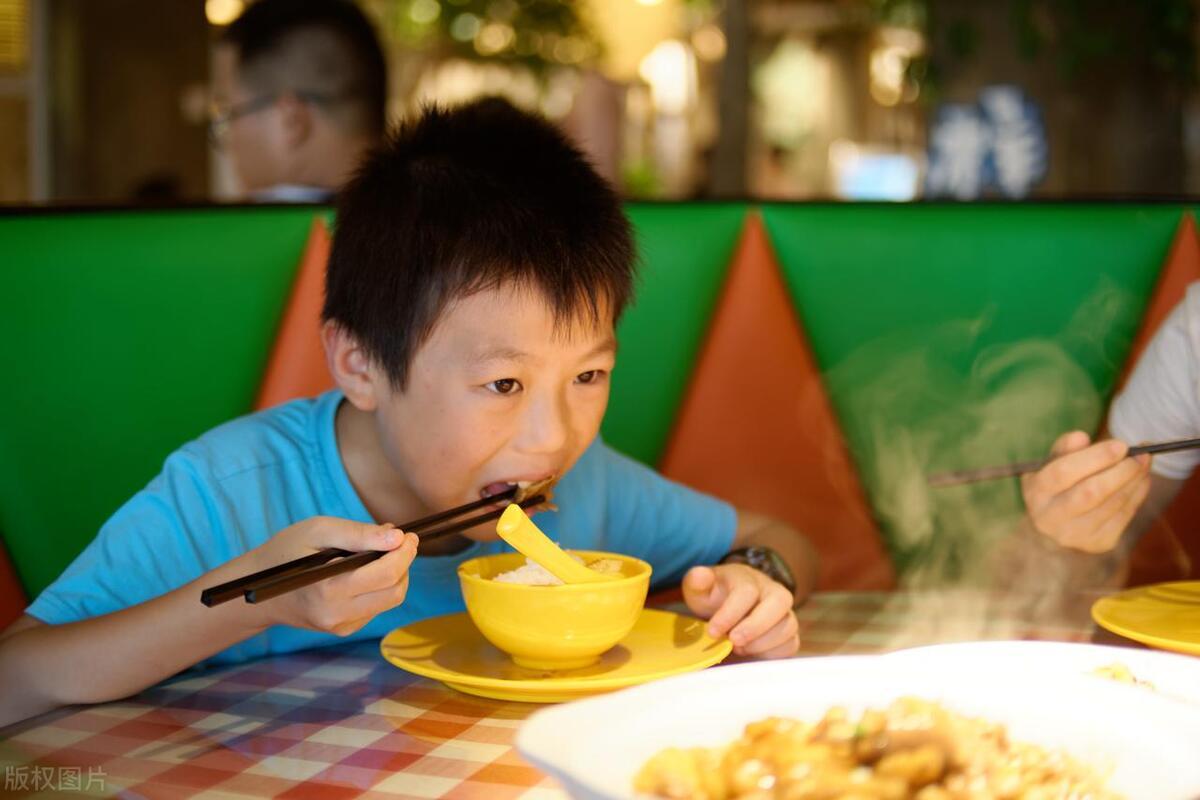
[1,0,1199,205]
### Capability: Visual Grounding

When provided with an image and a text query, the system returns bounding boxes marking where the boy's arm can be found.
[0,517,417,728]
[729,510,819,605]
[0,554,273,726]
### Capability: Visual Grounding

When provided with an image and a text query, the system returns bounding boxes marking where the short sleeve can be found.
[1109,289,1200,481]
[25,449,233,625]
[596,444,737,588]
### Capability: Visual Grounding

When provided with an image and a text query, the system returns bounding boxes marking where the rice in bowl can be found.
[492,554,624,585]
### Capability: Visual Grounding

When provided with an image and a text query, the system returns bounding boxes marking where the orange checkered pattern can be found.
[0,593,1105,798]
[793,590,1103,655]
[0,640,562,800]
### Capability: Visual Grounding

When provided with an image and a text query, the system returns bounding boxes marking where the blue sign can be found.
[926,85,1048,199]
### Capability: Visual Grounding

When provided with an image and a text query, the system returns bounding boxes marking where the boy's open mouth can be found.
[481,482,517,501]
[479,475,557,506]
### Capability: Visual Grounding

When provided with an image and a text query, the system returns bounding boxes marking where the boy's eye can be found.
[487,378,521,395]
[576,370,607,385]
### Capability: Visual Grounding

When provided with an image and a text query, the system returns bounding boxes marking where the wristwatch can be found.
[719,546,797,597]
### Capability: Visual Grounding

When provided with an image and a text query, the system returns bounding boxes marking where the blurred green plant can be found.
[869,0,1197,104]
[368,0,601,74]
[620,158,661,199]
[1010,0,1195,82]
[869,0,928,31]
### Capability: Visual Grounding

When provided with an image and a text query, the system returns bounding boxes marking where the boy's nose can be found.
[518,391,570,456]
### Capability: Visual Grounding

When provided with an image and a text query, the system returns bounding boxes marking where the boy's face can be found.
[369,284,617,540]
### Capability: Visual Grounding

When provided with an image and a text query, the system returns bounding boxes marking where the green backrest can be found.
[0,208,316,595]
[602,204,746,465]
[0,203,1182,595]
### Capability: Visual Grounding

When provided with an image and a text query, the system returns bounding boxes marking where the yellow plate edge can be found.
[1090,591,1200,657]
[442,681,620,703]
[380,608,733,692]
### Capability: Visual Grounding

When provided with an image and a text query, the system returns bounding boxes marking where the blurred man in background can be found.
[210,0,387,202]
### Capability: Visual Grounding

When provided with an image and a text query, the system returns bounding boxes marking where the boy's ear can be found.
[322,320,380,411]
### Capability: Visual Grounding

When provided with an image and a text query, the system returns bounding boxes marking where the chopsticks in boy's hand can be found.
[242,494,548,604]
[201,479,555,607]
[926,436,1200,488]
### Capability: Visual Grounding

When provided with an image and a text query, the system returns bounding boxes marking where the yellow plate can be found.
[380,608,732,703]
[1092,581,1200,656]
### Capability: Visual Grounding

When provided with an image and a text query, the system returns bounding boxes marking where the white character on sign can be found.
[927,105,993,200]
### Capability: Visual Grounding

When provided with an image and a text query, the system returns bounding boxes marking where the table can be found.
[0,591,1122,799]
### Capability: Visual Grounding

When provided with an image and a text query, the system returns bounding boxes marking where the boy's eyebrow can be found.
[468,346,533,366]
[469,337,618,365]
[583,337,619,359]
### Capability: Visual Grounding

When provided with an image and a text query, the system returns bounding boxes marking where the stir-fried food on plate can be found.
[634,698,1118,800]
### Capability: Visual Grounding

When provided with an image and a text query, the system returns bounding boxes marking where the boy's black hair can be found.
[323,98,636,390]
[222,0,387,137]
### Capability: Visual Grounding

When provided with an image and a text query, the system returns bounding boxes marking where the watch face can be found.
[720,547,797,595]
[743,547,796,594]
[743,547,770,569]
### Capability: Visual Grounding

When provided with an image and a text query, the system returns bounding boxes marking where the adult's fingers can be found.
[1029,439,1129,499]
[1057,471,1152,553]
[1054,454,1147,518]
[1050,430,1091,458]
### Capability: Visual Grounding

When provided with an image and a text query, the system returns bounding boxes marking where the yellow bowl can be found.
[458,551,652,671]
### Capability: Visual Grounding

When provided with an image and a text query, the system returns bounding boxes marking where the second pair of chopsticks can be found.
[201,485,550,606]
[927,436,1200,488]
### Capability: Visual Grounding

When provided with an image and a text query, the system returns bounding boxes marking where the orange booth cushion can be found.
[659,213,895,590]
[255,217,336,410]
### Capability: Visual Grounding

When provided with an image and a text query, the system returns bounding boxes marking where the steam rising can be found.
[821,282,1139,645]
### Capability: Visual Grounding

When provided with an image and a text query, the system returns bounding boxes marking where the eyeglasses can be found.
[207,90,339,146]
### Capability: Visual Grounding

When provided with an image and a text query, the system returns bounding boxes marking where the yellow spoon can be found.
[495,504,618,584]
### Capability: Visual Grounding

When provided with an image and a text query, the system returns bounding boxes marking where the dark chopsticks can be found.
[927,436,1200,488]
[200,487,540,607]
[244,495,545,604]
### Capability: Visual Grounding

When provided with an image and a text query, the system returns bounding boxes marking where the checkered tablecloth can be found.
[0,591,1115,799]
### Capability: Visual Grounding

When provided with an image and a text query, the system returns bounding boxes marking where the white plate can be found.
[517,654,1200,800]
[885,640,1200,707]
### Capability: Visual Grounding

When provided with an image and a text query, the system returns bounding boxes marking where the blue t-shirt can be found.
[28,391,736,667]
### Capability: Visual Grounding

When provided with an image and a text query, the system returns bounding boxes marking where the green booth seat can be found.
[0,202,1185,601]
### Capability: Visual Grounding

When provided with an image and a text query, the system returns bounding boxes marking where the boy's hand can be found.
[248,517,419,636]
[682,564,799,659]
[1021,431,1152,553]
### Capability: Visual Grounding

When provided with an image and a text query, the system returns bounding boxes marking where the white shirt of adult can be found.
[1109,280,1200,480]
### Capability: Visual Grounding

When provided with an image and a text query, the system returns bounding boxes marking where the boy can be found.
[0,100,816,727]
